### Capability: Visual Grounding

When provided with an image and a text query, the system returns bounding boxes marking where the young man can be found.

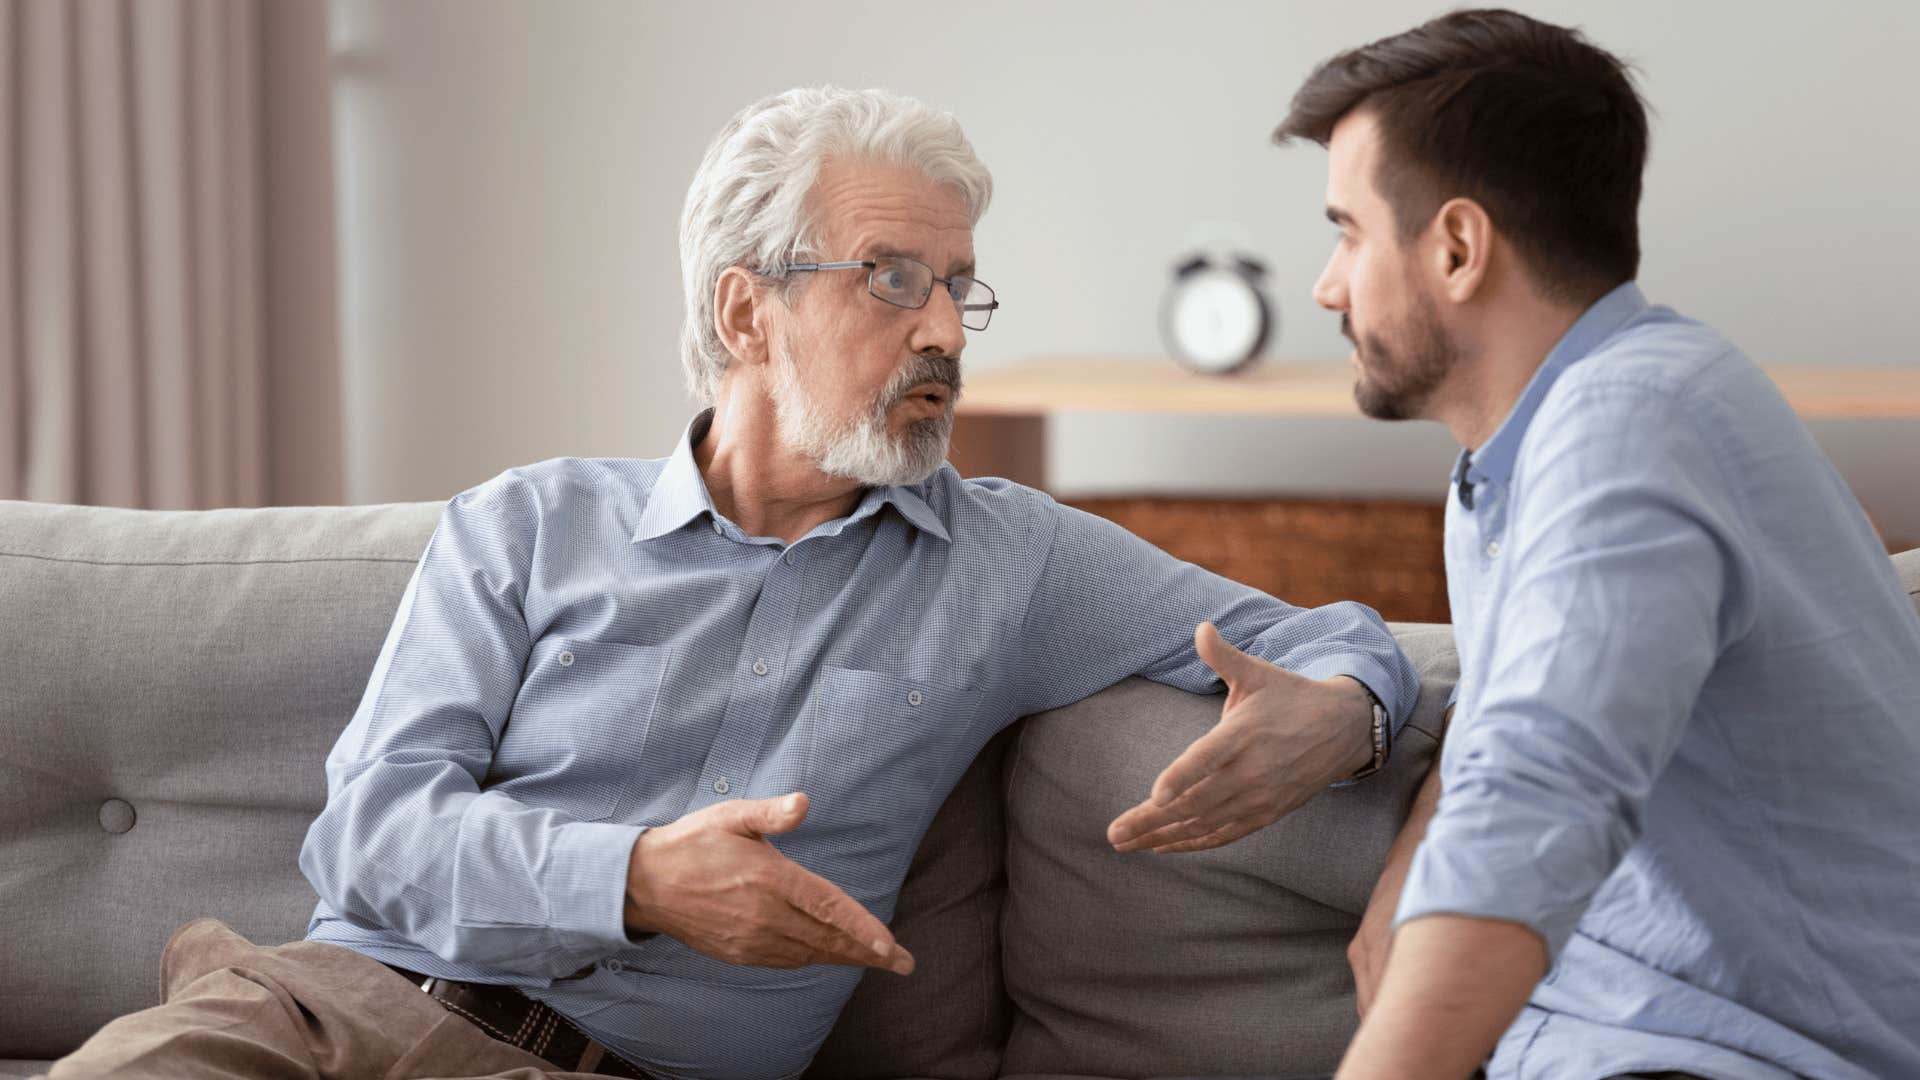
[1277,10,1920,1080]
[40,87,1418,1080]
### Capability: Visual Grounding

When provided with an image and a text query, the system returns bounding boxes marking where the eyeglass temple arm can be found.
[779,261,872,272]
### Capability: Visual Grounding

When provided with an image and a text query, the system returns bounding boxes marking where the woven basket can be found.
[1064,495,1450,625]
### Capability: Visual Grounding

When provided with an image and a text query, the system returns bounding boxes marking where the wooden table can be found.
[950,358,1920,488]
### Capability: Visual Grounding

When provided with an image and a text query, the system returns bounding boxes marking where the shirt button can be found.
[604,958,625,972]
[557,650,575,667]
[907,690,924,707]
[713,778,730,794]
[1486,540,1503,558]
[752,658,768,676]
[711,520,725,536]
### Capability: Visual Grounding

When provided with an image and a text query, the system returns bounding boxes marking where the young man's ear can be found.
[713,266,773,369]
[1431,197,1492,303]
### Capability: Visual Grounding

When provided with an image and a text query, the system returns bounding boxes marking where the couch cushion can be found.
[999,624,1457,1077]
[0,499,443,1058]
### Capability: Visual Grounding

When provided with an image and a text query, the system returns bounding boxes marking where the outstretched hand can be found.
[1107,622,1374,853]
[624,792,914,974]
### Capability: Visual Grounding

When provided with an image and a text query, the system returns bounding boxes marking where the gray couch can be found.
[6,499,1914,1080]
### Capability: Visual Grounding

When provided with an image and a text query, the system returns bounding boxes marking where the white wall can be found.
[328,0,1920,541]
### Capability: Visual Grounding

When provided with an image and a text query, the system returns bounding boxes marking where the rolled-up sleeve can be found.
[299,474,642,977]
[1396,382,1756,961]
[1012,496,1420,729]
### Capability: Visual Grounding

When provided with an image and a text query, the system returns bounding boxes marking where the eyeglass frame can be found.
[776,256,1000,331]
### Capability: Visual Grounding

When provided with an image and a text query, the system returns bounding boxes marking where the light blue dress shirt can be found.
[1397,283,1920,1079]
[299,411,1419,1080]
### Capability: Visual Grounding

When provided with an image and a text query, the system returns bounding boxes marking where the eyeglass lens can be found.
[868,256,995,331]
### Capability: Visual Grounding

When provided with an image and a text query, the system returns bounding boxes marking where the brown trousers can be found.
[39,918,622,1080]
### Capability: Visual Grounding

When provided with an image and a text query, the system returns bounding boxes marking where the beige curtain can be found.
[2,0,267,508]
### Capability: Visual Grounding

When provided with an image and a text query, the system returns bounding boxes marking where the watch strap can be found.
[1328,679,1391,788]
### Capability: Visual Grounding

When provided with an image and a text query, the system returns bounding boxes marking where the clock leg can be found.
[947,413,1046,489]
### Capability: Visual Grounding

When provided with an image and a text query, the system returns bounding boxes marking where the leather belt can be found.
[384,963,654,1079]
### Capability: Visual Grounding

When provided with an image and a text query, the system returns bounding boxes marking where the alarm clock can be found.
[1159,253,1275,375]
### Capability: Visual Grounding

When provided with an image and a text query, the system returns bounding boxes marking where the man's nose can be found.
[912,290,967,357]
[1312,257,1347,313]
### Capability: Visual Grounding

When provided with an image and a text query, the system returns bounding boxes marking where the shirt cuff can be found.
[1293,653,1414,735]
[544,820,648,954]
[1394,833,1580,964]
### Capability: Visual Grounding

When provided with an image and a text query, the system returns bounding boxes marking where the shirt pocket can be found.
[490,636,671,822]
[802,666,982,898]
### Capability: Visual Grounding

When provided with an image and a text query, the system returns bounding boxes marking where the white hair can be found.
[677,86,994,404]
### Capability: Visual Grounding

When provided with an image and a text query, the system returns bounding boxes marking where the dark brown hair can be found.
[1275,8,1648,303]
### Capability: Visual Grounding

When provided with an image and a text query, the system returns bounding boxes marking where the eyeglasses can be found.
[779,255,999,331]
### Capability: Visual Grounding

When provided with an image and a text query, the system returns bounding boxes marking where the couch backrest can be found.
[0,500,442,1058]
[6,498,1914,1073]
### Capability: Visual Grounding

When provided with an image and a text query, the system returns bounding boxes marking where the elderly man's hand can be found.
[1107,622,1374,853]
[623,792,914,974]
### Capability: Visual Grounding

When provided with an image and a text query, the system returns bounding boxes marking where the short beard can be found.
[770,335,961,486]
[1347,292,1456,422]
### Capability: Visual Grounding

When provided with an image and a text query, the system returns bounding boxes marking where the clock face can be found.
[1166,269,1266,373]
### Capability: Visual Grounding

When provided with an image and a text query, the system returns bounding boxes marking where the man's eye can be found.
[881,270,908,291]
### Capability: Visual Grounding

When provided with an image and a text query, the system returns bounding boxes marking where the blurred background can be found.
[6,0,1917,618]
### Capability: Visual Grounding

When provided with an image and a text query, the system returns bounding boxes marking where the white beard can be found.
[769,337,956,487]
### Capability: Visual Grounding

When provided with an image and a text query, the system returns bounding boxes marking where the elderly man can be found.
[41,88,1418,1080]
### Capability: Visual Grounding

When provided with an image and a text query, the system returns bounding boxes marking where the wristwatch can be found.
[1328,678,1391,788]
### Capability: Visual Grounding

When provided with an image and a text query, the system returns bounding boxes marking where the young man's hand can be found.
[1107,622,1375,853]
[623,792,914,974]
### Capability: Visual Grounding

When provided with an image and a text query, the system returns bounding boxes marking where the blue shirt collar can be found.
[1458,281,1650,495]
[632,410,952,545]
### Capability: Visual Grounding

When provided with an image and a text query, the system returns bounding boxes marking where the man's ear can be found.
[1430,197,1492,304]
[714,265,773,369]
